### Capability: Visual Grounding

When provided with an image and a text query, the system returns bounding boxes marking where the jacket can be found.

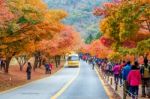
[26,65,32,73]
[113,65,120,75]
[49,64,53,70]
[122,64,131,80]
[127,70,141,86]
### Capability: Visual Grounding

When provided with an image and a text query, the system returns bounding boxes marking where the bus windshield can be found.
[68,56,79,61]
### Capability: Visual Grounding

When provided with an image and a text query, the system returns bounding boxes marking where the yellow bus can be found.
[67,54,79,67]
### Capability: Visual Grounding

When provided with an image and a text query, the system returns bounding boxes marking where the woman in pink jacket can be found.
[113,63,120,84]
[127,61,141,99]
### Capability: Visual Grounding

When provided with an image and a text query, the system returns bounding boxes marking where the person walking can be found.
[113,63,120,90]
[0,60,6,71]
[45,63,50,74]
[122,61,131,96]
[92,59,95,70]
[140,57,150,98]
[107,61,113,76]
[119,61,126,87]
[127,61,141,99]
[49,62,53,74]
[26,62,32,80]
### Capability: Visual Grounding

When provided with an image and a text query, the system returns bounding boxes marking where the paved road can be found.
[58,61,108,99]
[0,61,108,99]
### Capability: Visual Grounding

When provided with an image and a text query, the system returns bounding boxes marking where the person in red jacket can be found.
[49,63,53,74]
[127,61,141,99]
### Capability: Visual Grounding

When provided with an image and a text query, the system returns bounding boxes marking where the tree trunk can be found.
[55,55,61,68]
[34,55,38,71]
[5,56,12,73]
[16,56,29,72]
[34,51,42,70]
[38,57,42,68]
[20,65,23,71]
[64,55,65,59]
[55,56,58,68]
[58,55,61,65]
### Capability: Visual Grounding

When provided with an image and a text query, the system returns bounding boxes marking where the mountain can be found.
[44,0,106,38]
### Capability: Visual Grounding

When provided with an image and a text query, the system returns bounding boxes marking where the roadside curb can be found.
[95,67,121,99]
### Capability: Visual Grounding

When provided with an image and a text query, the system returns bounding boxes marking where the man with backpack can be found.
[140,57,150,98]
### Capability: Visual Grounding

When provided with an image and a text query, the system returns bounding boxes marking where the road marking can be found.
[0,67,64,94]
[51,67,80,99]
[95,67,113,99]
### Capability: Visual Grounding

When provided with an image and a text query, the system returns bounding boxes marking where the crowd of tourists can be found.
[80,53,150,99]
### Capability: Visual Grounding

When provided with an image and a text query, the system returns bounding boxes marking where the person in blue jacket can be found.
[122,61,131,96]
[122,61,131,80]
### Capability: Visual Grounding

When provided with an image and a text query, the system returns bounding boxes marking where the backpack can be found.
[143,65,150,78]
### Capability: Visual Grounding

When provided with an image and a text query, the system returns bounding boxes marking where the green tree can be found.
[95,32,102,39]
[85,34,94,44]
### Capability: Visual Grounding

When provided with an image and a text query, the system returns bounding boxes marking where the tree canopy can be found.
[0,0,82,73]
[94,0,150,54]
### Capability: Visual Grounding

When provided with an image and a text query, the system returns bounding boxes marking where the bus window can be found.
[68,56,79,61]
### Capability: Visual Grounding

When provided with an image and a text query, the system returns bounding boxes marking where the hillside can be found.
[44,0,106,38]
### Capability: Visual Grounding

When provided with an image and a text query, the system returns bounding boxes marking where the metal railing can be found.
[96,65,138,99]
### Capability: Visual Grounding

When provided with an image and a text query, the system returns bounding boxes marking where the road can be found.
[0,60,109,99]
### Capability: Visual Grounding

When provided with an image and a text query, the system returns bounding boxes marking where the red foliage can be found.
[112,0,122,3]
[37,25,81,56]
[100,36,137,48]
[93,7,106,16]
[122,40,137,48]
[0,0,14,28]
[81,40,113,58]
[103,2,114,8]
[93,1,122,17]
[100,36,114,47]
[93,3,114,17]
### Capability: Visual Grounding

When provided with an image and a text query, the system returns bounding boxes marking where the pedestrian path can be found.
[102,75,149,99]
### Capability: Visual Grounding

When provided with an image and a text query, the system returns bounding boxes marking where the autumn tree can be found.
[37,26,81,67]
[0,0,68,73]
[94,0,150,53]
[0,0,45,72]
